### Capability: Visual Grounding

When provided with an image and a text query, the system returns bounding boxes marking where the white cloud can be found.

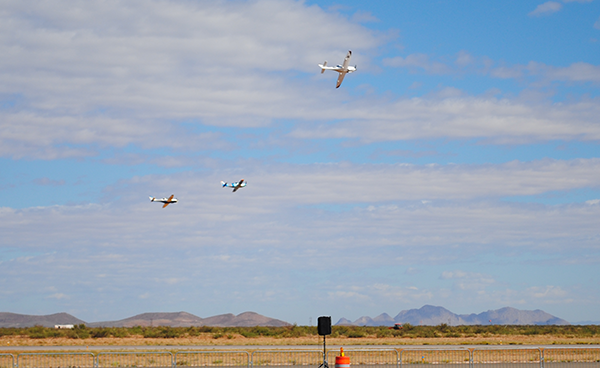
[290,96,600,144]
[527,286,572,304]
[1,0,598,160]
[528,0,593,17]
[384,51,600,85]
[328,290,370,301]
[528,61,600,83]
[455,50,474,67]
[529,1,563,16]
[490,65,525,79]
[0,0,384,158]
[441,271,496,292]
[48,293,69,300]
[3,158,600,252]
[441,270,469,279]
[351,10,379,23]
[2,169,599,322]
[1,0,599,325]
[382,53,452,74]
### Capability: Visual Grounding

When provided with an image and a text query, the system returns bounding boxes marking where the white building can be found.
[54,324,74,329]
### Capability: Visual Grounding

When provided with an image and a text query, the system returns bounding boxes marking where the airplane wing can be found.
[163,194,175,208]
[233,179,244,192]
[342,50,352,69]
[336,72,346,88]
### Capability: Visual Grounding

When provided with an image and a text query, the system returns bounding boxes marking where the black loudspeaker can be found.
[317,316,331,336]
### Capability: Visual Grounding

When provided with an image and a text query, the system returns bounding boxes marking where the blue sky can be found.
[1,0,599,325]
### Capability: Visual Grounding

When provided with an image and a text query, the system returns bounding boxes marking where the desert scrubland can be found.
[1,325,600,348]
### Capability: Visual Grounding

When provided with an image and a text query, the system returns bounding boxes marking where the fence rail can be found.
[328,349,398,368]
[17,352,95,368]
[400,348,471,366]
[97,351,174,368]
[543,348,600,363]
[0,348,597,368]
[1,354,14,368]
[176,351,250,367]
[251,350,322,366]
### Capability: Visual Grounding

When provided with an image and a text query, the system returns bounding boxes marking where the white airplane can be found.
[318,50,357,88]
[221,179,246,192]
[149,194,178,208]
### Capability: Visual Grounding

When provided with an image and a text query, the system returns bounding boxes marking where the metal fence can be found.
[17,352,95,368]
[328,349,398,368]
[176,351,250,367]
[0,354,14,368]
[0,348,598,368]
[250,350,322,366]
[400,348,470,366]
[543,348,600,368]
[97,352,174,368]
[472,348,543,368]
[543,348,600,363]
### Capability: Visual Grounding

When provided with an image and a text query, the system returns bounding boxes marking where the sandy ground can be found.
[2,334,600,348]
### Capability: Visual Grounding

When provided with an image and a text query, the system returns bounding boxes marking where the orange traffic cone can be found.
[336,348,350,368]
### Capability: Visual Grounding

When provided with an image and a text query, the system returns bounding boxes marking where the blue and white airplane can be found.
[221,179,246,192]
[318,50,357,88]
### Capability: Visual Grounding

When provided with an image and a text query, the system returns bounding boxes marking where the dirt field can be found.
[2,334,600,348]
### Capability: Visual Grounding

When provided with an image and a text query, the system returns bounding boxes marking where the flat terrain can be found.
[2,334,600,348]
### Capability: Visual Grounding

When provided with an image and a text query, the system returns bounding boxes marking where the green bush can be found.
[3,324,600,340]
[0,328,19,337]
[347,329,366,338]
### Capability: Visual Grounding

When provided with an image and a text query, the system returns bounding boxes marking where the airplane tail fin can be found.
[321,61,327,73]
[149,196,155,202]
[221,181,227,187]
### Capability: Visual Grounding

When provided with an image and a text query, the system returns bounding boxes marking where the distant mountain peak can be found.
[0,311,290,328]
[337,305,569,326]
[0,312,86,328]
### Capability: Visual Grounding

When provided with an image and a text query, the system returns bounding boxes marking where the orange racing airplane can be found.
[149,194,178,208]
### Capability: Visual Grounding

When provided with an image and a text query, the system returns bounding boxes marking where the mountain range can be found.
[1,306,576,328]
[0,311,290,328]
[335,305,570,326]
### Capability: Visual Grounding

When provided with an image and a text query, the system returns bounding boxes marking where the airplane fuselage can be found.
[319,65,356,74]
[222,182,246,188]
[332,65,356,73]
[155,198,177,204]
[150,196,178,208]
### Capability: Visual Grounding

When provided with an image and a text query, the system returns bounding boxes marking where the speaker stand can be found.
[318,335,329,368]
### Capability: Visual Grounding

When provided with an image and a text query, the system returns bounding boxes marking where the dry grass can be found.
[2,333,600,349]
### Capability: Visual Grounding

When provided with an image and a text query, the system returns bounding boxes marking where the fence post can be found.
[398,349,402,368]
[0,353,15,368]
